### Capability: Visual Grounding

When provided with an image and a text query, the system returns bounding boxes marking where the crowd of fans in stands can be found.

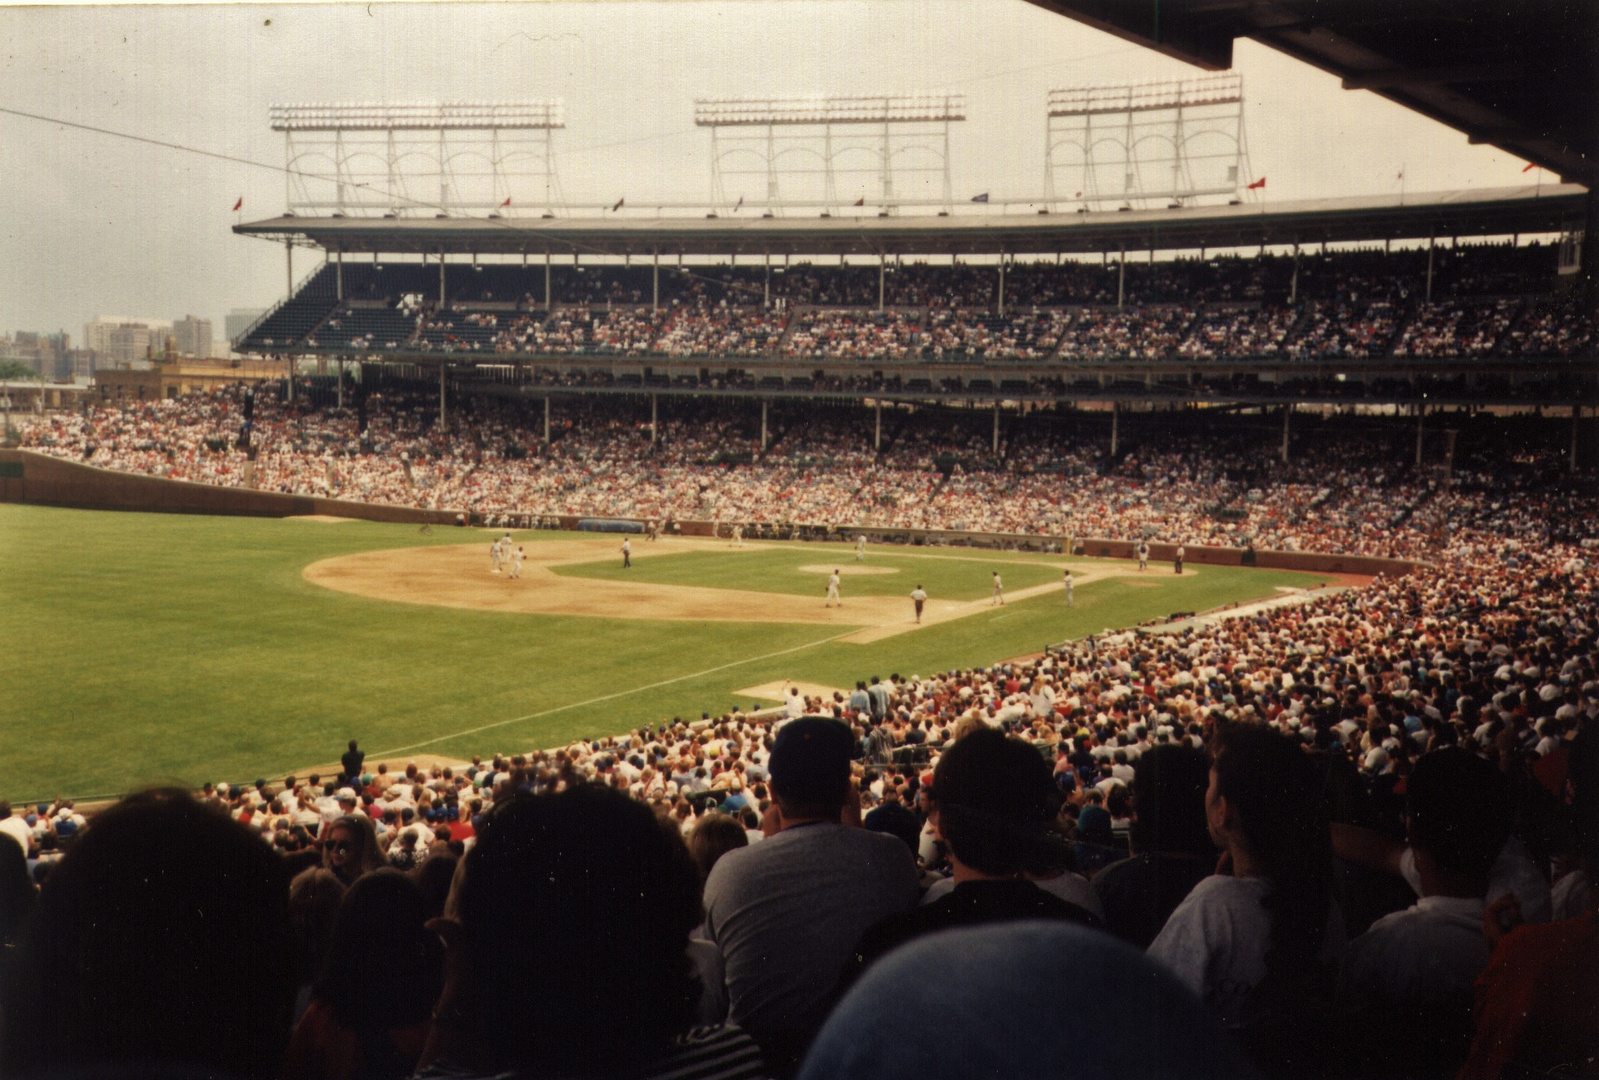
[240,242,1593,361]
[21,389,1594,563]
[1,474,1595,1078]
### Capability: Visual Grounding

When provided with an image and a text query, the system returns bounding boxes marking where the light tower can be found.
[270,100,566,217]
[693,93,966,216]
[1045,74,1248,211]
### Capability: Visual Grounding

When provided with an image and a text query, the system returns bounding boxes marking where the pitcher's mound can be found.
[797,563,899,576]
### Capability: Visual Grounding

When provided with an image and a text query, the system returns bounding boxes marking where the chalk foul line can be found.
[369,624,866,759]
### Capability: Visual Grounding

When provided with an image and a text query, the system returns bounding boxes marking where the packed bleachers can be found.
[231,243,1594,362]
[3,432,1595,1078]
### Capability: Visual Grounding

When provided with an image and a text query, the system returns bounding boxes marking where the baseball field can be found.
[0,502,1333,800]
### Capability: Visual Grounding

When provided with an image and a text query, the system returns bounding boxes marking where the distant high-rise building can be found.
[2,331,72,379]
[172,315,213,357]
[226,309,266,346]
[84,317,172,368]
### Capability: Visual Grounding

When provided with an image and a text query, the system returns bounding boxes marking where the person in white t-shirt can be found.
[990,571,1004,606]
[1148,725,1334,1040]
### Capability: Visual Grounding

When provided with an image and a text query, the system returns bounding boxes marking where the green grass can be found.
[0,504,1325,800]
[556,543,1072,600]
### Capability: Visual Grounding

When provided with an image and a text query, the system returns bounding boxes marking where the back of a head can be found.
[288,867,347,985]
[800,921,1259,1080]
[932,728,1068,877]
[456,785,703,1076]
[315,867,443,1030]
[2,790,294,1080]
[687,812,748,882]
[767,717,854,818]
[1406,746,1512,879]
[1130,743,1214,856]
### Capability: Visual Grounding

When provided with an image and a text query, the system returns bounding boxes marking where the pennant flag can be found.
[611,196,625,212]
[1246,176,1266,190]
[499,196,512,208]
[734,195,744,210]
[1522,162,1538,172]
[231,196,243,212]
[1396,168,1404,181]
[854,196,865,206]
[971,192,990,203]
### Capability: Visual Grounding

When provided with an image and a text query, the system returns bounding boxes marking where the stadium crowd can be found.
[238,242,1594,361]
[24,389,1596,564]
[2,474,1595,1079]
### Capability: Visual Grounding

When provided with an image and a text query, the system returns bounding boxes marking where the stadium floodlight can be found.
[694,93,965,127]
[694,93,966,216]
[1046,74,1242,118]
[272,100,565,219]
[270,101,565,132]
[1044,75,1249,213]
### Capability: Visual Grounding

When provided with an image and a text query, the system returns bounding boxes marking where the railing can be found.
[231,261,333,348]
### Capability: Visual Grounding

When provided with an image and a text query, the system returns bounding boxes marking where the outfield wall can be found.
[0,449,1423,576]
[0,450,457,525]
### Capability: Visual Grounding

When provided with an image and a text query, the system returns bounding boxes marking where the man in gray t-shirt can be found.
[703,718,919,1075]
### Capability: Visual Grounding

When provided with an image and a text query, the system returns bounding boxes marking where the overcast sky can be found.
[0,0,1551,341]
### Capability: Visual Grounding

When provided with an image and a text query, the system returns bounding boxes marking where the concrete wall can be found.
[0,449,1424,576]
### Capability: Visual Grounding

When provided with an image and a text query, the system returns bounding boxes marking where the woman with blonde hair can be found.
[321,815,384,887]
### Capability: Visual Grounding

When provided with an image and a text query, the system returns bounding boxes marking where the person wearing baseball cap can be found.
[702,718,919,1077]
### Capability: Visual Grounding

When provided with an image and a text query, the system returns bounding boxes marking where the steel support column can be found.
[544,251,552,310]
[1415,404,1425,468]
[544,395,551,444]
[1111,401,1119,455]
[760,399,769,451]
[336,249,344,301]
[1574,405,1582,474]
[651,393,658,445]
[1282,403,1291,463]
[992,399,1000,453]
[652,251,659,312]
[439,364,447,429]
[1116,247,1126,310]
[874,401,882,452]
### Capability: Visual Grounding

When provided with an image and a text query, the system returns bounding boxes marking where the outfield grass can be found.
[0,503,1326,799]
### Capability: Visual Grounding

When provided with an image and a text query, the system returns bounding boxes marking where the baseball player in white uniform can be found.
[490,538,503,574]
[855,535,867,562]
[991,571,1005,605]
[510,545,525,579]
[1137,540,1149,571]
[621,538,632,568]
[1064,569,1074,608]
[825,569,842,607]
[910,585,927,624]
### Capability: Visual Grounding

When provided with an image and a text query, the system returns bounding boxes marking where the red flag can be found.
[611,196,625,212]
[1522,162,1537,173]
[231,196,243,211]
[1246,177,1266,190]
[854,196,865,206]
[499,196,512,207]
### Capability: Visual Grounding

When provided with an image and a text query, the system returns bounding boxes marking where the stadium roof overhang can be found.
[1027,1,1599,186]
[235,184,1587,258]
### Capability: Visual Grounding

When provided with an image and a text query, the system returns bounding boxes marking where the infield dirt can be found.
[303,536,1168,643]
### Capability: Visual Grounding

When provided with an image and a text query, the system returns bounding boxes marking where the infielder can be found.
[991,571,1005,606]
[855,535,867,563]
[510,545,525,579]
[1137,540,1149,572]
[1064,569,1074,608]
[621,538,632,569]
[825,569,842,607]
[910,584,927,624]
[731,524,744,548]
[1174,544,1185,575]
[490,538,503,574]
